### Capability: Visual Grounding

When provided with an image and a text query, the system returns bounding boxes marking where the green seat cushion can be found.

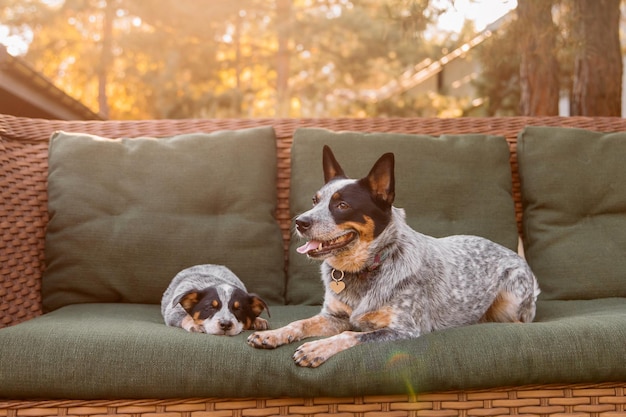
[42,128,285,311]
[518,126,626,300]
[287,128,519,305]
[0,300,624,399]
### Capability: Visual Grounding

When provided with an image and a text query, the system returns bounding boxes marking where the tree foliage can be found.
[1,0,622,118]
[1,0,458,119]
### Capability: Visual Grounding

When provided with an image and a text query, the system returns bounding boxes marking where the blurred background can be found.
[0,0,623,120]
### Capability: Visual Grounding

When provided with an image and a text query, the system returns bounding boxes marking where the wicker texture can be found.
[1,383,625,416]
[1,114,625,415]
[4,115,626,329]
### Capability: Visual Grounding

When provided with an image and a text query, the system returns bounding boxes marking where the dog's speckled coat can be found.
[248,146,539,367]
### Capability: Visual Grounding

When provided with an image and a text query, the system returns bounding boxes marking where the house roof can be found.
[0,45,102,120]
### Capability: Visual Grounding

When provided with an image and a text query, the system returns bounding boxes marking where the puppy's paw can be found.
[247,328,296,349]
[252,317,270,330]
[181,316,205,333]
[183,323,205,333]
[189,325,205,333]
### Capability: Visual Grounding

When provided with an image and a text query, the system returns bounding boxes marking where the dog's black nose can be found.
[219,321,233,331]
[295,216,311,233]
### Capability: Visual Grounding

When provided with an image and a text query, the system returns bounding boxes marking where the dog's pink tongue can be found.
[297,240,321,254]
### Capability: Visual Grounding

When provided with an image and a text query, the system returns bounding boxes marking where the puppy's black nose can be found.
[295,216,311,233]
[219,321,233,331]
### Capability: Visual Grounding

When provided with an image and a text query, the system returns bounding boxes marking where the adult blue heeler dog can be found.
[248,145,540,367]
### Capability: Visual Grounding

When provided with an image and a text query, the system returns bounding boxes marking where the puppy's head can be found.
[295,145,395,272]
[173,285,269,336]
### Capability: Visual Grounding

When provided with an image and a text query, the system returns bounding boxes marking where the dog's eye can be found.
[337,201,350,210]
[312,195,320,206]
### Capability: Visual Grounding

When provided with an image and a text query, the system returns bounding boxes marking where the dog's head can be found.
[295,145,395,272]
[173,285,269,336]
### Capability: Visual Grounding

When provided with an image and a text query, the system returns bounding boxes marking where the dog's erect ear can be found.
[249,293,270,318]
[322,145,346,183]
[173,290,202,314]
[364,152,395,205]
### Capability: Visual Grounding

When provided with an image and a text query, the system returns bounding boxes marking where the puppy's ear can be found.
[249,293,270,318]
[364,152,395,206]
[323,145,346,183]
[172,290,202,315]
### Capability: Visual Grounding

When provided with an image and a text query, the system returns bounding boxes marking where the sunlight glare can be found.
[0,26,30,56]
[435,0,517,32]
[41,0,63,7]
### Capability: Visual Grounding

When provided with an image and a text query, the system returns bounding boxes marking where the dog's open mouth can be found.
[296,232,357,257]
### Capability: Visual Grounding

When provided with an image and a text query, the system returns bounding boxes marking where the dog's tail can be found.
[482,272,540,324]
[519,276,541,323]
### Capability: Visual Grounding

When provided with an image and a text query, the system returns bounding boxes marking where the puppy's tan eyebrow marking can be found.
[212,300,219,308]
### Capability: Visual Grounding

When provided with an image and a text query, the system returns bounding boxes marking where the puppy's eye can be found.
[312,195,320,206]
[337,201,350,210]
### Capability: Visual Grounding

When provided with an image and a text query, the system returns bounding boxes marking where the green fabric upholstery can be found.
[518,126,626,300]
[11,124,621,402]
[0,300,624,399]
[42,129,285,311]
[286,128,519,305]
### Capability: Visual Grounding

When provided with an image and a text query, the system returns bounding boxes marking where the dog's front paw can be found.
[293,332,358,367]
[252,317,270,330]
[293,340,333,368]
[247,328,296,349]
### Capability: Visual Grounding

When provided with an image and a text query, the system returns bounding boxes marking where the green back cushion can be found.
[518,126,626,300]
[287,128,519,305]
[42,128,285,311]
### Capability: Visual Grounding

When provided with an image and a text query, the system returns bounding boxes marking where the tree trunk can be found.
[275,0,291,117]
[570,0,622,116]
[517,0,560,116]
[98,0,114,119]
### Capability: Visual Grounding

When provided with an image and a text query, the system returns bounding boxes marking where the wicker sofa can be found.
[0,113,625,416]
